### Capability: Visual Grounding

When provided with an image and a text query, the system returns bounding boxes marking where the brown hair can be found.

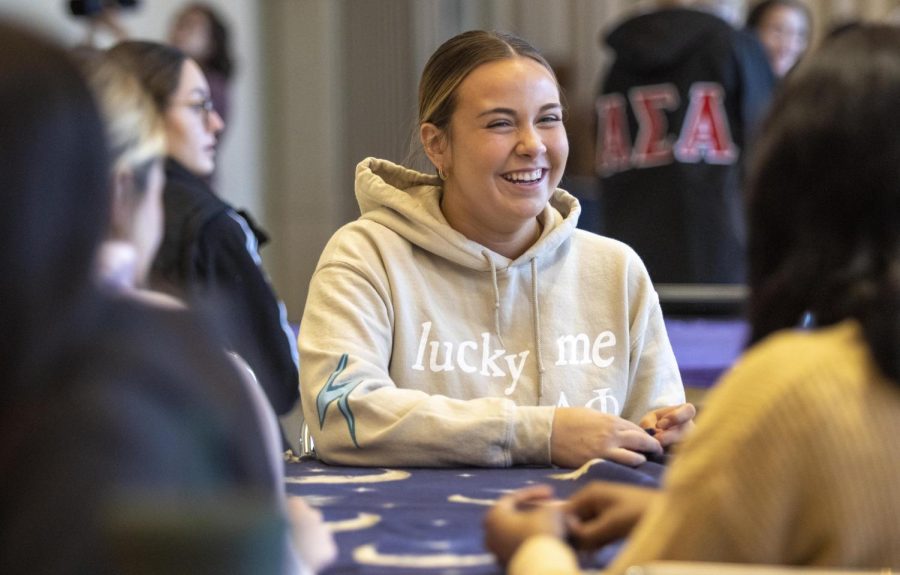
[106,40,187,113]
[418,30,563,133]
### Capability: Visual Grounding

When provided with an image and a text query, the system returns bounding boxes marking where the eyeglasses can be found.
[172,97,217,126]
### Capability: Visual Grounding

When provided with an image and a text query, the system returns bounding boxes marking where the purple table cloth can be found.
[285,458,666,574]
[665,318,748,388]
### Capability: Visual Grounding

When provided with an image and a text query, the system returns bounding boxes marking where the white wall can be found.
[0,0,264,222]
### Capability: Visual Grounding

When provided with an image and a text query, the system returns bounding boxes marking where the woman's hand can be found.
[565,482,658,550]
[287,496,338,574]
[639,402,696,447]
[483,485,566,565]
[551,407,662,468]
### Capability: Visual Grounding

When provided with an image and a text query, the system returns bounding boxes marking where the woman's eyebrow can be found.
[477,103,561,118]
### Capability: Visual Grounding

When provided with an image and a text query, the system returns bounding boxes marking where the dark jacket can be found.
[597,8,775,284]
[151,159,299,416]
[0,298,286,574]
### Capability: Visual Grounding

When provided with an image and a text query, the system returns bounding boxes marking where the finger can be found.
[652,428,677,448]
[655,419,695,447]
[565,485,606,518]
[657,403,696,429]
[568,515,623,550]
[605,447,647,467]
[638,411,659,429]
[620,429,663,454]
[565,487,614,523]
[490,493,520,514]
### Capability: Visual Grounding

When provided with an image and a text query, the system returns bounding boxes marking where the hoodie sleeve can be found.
[298,228,554,467]
[619,252,686,422]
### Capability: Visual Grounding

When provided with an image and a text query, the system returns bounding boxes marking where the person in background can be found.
[299,30,694,469]
[0,21,294,574]
[82,51,336,575]
[168,2,234,126]
[81,49,178,307]
[484,24,900,572]
[746,0,811,78]
[596,0,775,285]
[105,40,301,433]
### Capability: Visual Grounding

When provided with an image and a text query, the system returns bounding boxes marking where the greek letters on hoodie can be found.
[299,158,684,467]
[596,8,775,284]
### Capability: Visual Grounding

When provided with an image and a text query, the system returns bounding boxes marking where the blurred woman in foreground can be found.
[0,21,303,574]
[485,24,900,572]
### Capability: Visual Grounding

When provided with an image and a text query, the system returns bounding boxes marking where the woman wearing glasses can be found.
[106,41,300,429]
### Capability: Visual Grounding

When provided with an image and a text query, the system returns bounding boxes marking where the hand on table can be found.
[551,407,662,468]
[287,496,338,574]
[565,482,658,550]
[639,402,696,447]
[483,484,566,565]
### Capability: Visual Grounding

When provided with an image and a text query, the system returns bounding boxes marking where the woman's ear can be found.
[420,122,448,171]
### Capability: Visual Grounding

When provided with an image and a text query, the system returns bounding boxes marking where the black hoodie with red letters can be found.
[596,8,775,285]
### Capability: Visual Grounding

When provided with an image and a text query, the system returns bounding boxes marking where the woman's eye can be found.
[487,119,513,128]
[539,114,562,124]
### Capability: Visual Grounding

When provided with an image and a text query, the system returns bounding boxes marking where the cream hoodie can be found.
[299,158,683,467]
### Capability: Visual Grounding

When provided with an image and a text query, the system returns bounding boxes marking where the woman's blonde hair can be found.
[86,56,166,185]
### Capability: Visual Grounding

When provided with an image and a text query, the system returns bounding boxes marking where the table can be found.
[665,317,747,389]
[284,458,667,575]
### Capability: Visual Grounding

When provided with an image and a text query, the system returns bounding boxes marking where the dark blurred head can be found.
[83,52,167,284]
[169,3,234,79]
[0,21,110,382]
[746,0,811,77]
[747,24,900,381]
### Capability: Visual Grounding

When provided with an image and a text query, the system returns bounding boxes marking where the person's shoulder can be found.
[164,160,231,219]
[715,320,873,417]
[318,217,411,264]
[739,320,866,376]
[96,299,222,368]
[201,208,250,239]
[191,209,264,264]
[571,230,648,267]
[27,299,233,427]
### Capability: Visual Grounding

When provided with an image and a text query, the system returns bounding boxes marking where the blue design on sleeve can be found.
[316,353,362,448]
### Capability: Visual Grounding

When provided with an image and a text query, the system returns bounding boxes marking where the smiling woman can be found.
[421,55,568,259]
[299,30,693,469]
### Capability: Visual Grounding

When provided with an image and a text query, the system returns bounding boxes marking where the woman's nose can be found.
[516,126,547,156]
[208,109,225,134]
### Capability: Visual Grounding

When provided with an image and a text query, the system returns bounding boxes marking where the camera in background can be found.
[69,0,140,18]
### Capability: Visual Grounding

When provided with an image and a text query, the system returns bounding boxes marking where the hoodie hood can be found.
[605,8,734,73]
[354,157,581,271]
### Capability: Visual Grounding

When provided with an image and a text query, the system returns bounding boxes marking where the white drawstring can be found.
[531,257,546,403]
[484,251,506,348]
[484,252,546,404]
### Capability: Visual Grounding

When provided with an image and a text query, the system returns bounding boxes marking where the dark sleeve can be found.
[194,210,300,415]
[733,30,777,144]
